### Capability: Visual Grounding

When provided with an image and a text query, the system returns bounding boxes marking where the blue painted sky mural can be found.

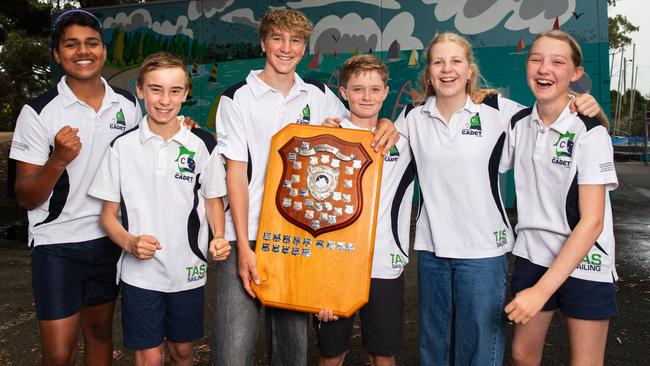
[88,0,609,129]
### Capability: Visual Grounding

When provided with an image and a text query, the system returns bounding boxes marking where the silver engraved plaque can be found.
[307,165,339,201]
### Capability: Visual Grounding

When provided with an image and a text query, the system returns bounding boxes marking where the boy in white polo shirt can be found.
[88,51,230,365]
[213,9,399,365]
[314,54,428,366]
[212,9,347,365]
[10,10,142,365]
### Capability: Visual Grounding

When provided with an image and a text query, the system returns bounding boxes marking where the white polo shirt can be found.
[216,70,347,241]
[396,94,524,258]
[502,103,618,283]
[88,116,227,292]
[10,77,142,247]
[340,119,427,279]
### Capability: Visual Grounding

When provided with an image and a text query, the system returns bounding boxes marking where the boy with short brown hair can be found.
[89,51,229,365]
[315,54,424,366]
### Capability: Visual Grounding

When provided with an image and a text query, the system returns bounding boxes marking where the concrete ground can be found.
[0,161,648,365]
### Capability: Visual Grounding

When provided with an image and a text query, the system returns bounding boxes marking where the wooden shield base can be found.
[252,124,383,317]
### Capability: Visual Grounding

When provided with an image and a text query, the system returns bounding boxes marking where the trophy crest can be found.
[276,136,371,237]
[253,124,383,317]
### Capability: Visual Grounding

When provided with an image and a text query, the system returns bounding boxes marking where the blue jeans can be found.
[210,241,309,366]
[418,251,508,366]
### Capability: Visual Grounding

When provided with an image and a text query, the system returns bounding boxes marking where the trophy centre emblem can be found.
[307,165,338,201]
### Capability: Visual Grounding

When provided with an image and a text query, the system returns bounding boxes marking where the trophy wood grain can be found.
[252,124,383,318]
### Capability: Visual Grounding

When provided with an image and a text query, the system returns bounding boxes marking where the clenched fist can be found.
[127,234,161,260]
[209,237,231,261]
[52,126,82,166]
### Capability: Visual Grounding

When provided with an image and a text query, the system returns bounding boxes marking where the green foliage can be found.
[608,14,639,51]
[608,0,639,51]
[0,1,52,131]
[0,31,51,131]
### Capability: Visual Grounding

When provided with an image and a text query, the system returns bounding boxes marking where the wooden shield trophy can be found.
[252,124,383,317]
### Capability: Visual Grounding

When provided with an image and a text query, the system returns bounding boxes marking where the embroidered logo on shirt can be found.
[186,264,206,282]
[296,104,311,124]
[462,113,482,137]
[492,229,508,247]
[577,253,602,272]
[551,131,575,168]
[174,146,196,182]
[109,109,127,131]
[384,145,400,162]
[390,253,407,269]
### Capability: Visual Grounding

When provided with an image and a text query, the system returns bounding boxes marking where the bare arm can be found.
[14,126,80,210]
[205,197,230,261]
[99,201,160,260]
[226,158,259,297]
[505,184,605,323]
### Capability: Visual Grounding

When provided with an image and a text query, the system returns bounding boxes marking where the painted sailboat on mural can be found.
[408,48,419,67]
[509,38,526,55]
[308,50,324,70]
[387,40,401,62]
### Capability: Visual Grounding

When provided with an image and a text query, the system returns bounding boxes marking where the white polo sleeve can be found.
[498,95,526,131]
[577,125,618,190]
[201,150,227,199]
[9,105,51,166]
[132,102,143,128]
[394,106,410,141]
[88,146,121,203]
[499,120,516,174]
[323,85,348,121]
[215,96,248,162]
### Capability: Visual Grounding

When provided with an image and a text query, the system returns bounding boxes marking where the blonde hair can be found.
[137,51,188,88]
[418,32,498,105]
[258,9,313,43]
[529,30,609,128]
[340,54,388,87]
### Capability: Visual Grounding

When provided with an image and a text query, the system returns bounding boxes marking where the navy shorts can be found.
[31,237,121,320]
[511,257,618,320]
[313,275,404,357]
[121,282,204,350]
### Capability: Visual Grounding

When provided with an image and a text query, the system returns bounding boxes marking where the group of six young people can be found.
[11,6,616,366]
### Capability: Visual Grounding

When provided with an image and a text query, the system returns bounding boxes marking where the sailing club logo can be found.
[297,104,311,124]
[462,113,482,137]
[175,146,196,182]
[109,109,126,131]
[552,131,575,168]
[384,145,400,162]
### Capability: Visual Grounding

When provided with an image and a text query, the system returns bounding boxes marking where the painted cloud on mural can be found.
[427,0,575,34]
[220,8,260,29]
[103,8,194,38]
[188,0,235,21]
[310,12,422,54]
[103,8,152,31]
[153,15,194,38]
[381,12,423,52]
[288,0,401,10]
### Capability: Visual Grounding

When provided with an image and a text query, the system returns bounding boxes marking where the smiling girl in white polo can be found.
[502,30,618,366]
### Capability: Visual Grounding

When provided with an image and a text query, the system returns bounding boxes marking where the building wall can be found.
[79,0,609,131]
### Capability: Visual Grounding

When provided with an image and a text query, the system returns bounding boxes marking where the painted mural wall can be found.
[85,0,609,130]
